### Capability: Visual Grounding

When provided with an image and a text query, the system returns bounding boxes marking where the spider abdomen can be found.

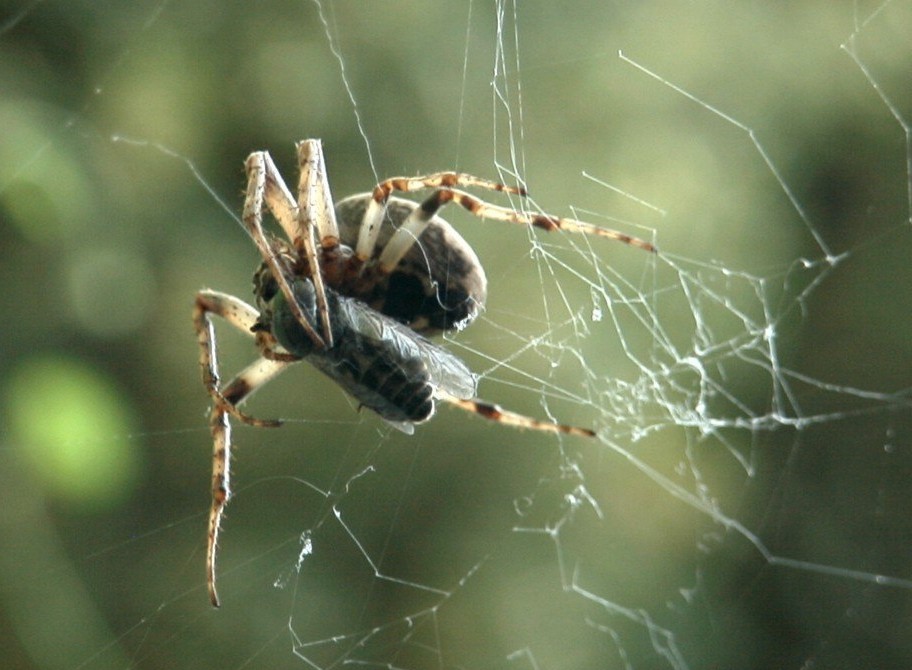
[334,195,487,335]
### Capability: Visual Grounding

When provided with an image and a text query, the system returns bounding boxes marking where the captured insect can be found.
[193,139,655,606]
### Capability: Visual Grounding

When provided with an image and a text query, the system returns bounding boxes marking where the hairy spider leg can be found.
[292,140,338,346]
[295,139,341,246]
[193,289,295,607]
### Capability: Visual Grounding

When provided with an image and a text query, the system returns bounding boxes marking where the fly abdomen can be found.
[331,339,435,423]
[269,277,438,425]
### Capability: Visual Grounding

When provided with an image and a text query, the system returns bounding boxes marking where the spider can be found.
[193,139,655,607]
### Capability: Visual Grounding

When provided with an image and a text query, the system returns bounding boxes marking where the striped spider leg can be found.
[193,291,291,608]
[355,172,656,280]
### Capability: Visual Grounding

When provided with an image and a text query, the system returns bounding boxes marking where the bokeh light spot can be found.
[5,356,142,510]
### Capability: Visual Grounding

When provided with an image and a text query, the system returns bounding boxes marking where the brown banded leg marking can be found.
[443,396,596,438]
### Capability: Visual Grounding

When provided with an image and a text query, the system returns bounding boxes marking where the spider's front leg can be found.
[242,151,331,350]
[193,289,294,607]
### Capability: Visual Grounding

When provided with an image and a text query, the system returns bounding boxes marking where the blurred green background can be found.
[2,1,911,669]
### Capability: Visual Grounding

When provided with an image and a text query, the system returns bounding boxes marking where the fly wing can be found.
[337,295,478,400]
[411,336,477,400]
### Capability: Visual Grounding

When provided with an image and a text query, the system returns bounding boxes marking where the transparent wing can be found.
[337,295,478,400]
[413,336,478,400]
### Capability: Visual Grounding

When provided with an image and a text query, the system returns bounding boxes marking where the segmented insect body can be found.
[264,275,477,432]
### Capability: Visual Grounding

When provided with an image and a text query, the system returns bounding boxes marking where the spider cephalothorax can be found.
[193,139,655,606]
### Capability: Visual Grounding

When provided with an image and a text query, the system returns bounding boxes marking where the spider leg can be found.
[382,187,656,272]
[296,139,341,244]
[376,192,445,272]
[375,172,527,198]
[355,172,526,263]
[441,395,596,438]
[194,291,272,416]
[244,152,329,350]
[193,289,296,607]
[292,139,336,346]
[358,171,653,278]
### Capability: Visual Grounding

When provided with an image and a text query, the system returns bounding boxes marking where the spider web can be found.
[1,1,911,669]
